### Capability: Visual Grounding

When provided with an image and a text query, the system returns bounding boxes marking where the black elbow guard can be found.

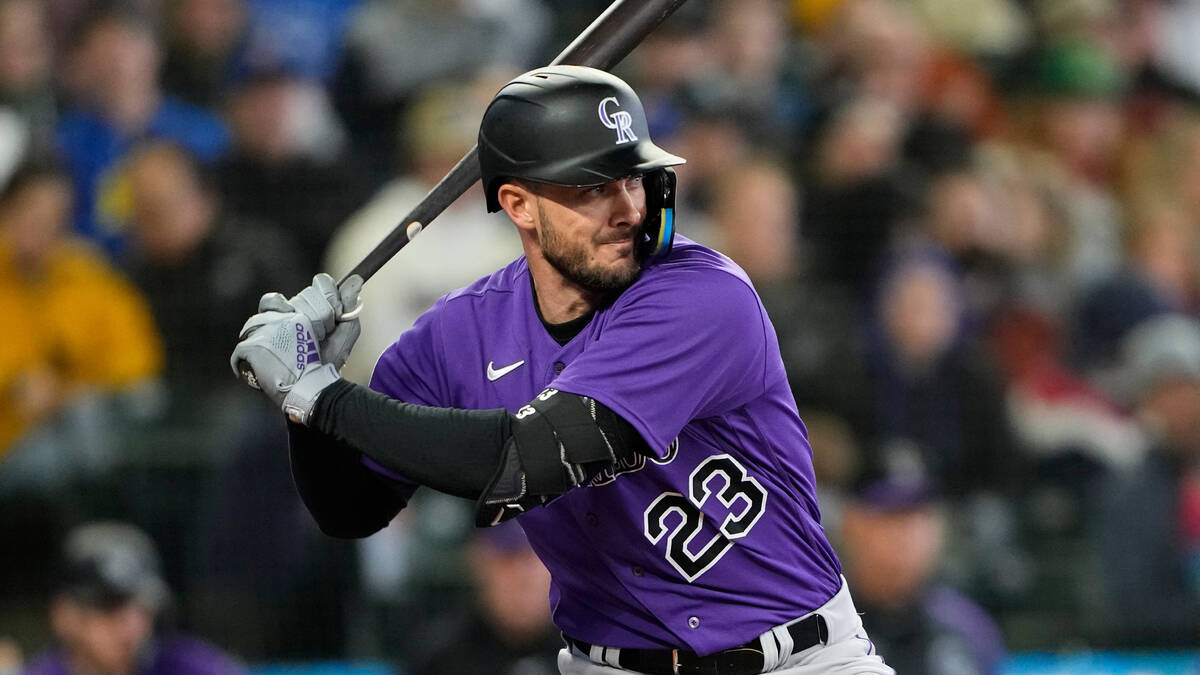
[476,388,646,526]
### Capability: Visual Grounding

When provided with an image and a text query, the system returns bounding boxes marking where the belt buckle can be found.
[671,648,680,675]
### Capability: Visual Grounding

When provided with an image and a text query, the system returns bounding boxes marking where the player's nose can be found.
[610,179,644,227]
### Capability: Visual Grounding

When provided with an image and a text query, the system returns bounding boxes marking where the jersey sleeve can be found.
[551,263,771,456]
[369,297,450,406]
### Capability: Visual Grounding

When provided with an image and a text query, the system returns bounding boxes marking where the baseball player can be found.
[231,66,893,674]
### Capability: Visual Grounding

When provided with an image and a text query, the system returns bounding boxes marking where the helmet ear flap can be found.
[637,168,677,264]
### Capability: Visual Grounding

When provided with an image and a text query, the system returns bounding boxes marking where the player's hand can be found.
[288,273,363,371]
[229,307,340,425]
[252,273,363,371]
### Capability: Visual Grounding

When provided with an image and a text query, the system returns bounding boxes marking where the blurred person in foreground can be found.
[838,458,1006,675]
[1092,313,1200,647]
[23,521,243,675]
[411,521,560,675]
[0,160,161,473]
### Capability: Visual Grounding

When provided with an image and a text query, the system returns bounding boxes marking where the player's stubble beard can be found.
[536,199,642,297]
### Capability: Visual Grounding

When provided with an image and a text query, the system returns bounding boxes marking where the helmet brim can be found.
[516,140,685,189]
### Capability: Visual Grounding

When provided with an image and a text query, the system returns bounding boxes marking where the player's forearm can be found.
[310,379,510,499]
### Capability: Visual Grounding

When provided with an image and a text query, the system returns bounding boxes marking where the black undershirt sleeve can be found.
[309,379,512,500]
[288,422,417,538]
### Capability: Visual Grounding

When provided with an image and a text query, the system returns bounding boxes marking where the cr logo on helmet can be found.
[598,97,638,144]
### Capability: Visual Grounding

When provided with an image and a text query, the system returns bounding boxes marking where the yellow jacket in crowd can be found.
[0,238,163,455]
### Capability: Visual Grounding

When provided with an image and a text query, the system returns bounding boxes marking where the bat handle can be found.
[237,360,261,390]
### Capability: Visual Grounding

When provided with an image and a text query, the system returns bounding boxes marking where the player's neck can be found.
[527,260,598,324]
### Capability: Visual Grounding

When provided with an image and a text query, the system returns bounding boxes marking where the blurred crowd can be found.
[2,0,1200,672]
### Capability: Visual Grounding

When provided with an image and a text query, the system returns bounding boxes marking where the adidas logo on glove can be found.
[296,322,319,372]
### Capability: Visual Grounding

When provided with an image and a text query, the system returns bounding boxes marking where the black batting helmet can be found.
[478,66,686,261]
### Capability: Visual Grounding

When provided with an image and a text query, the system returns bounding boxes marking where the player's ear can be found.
[497,181,536,232]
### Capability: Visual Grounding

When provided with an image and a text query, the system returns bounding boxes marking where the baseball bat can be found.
[342,0,691,285]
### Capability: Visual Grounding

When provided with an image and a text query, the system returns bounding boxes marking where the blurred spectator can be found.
[708,156,801,287]
[1007,37,1131,293]
[1071,200,1197,377]
[122,140,303,413]
[324,77,522,385]
[23,521,244,675]
[685,0,813,149]
[669,101,752,223]
[55,4,229,260]
[409,521,559,675]
[857,245,1016,497]
[919,167,1006,307]
[0,160,161,471]
[988,302,1143,495]
[801,95,919,291]
[160,0,249,109]
[0,0,56,154]
[332,0,549,172]
[217,60,375,272]
[838,459,1007,675]
[1091,313,1200,647]
[820,0,934,117]
[972,142,1074,315]
[240,0,360,84]
[909,52,1008,165]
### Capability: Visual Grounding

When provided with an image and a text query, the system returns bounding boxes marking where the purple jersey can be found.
[370,237,842,655]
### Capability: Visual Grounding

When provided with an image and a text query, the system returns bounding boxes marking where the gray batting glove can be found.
[229,309,341,425]
[289,273,363,371]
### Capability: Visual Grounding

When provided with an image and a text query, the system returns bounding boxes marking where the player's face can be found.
[531,175,646,295]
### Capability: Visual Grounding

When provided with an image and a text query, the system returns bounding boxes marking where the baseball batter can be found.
[231,66,893,674]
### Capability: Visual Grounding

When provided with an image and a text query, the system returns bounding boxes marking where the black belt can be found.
[564,613,828,675]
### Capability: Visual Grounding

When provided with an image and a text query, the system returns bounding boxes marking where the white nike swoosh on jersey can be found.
[487,360,526,381]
